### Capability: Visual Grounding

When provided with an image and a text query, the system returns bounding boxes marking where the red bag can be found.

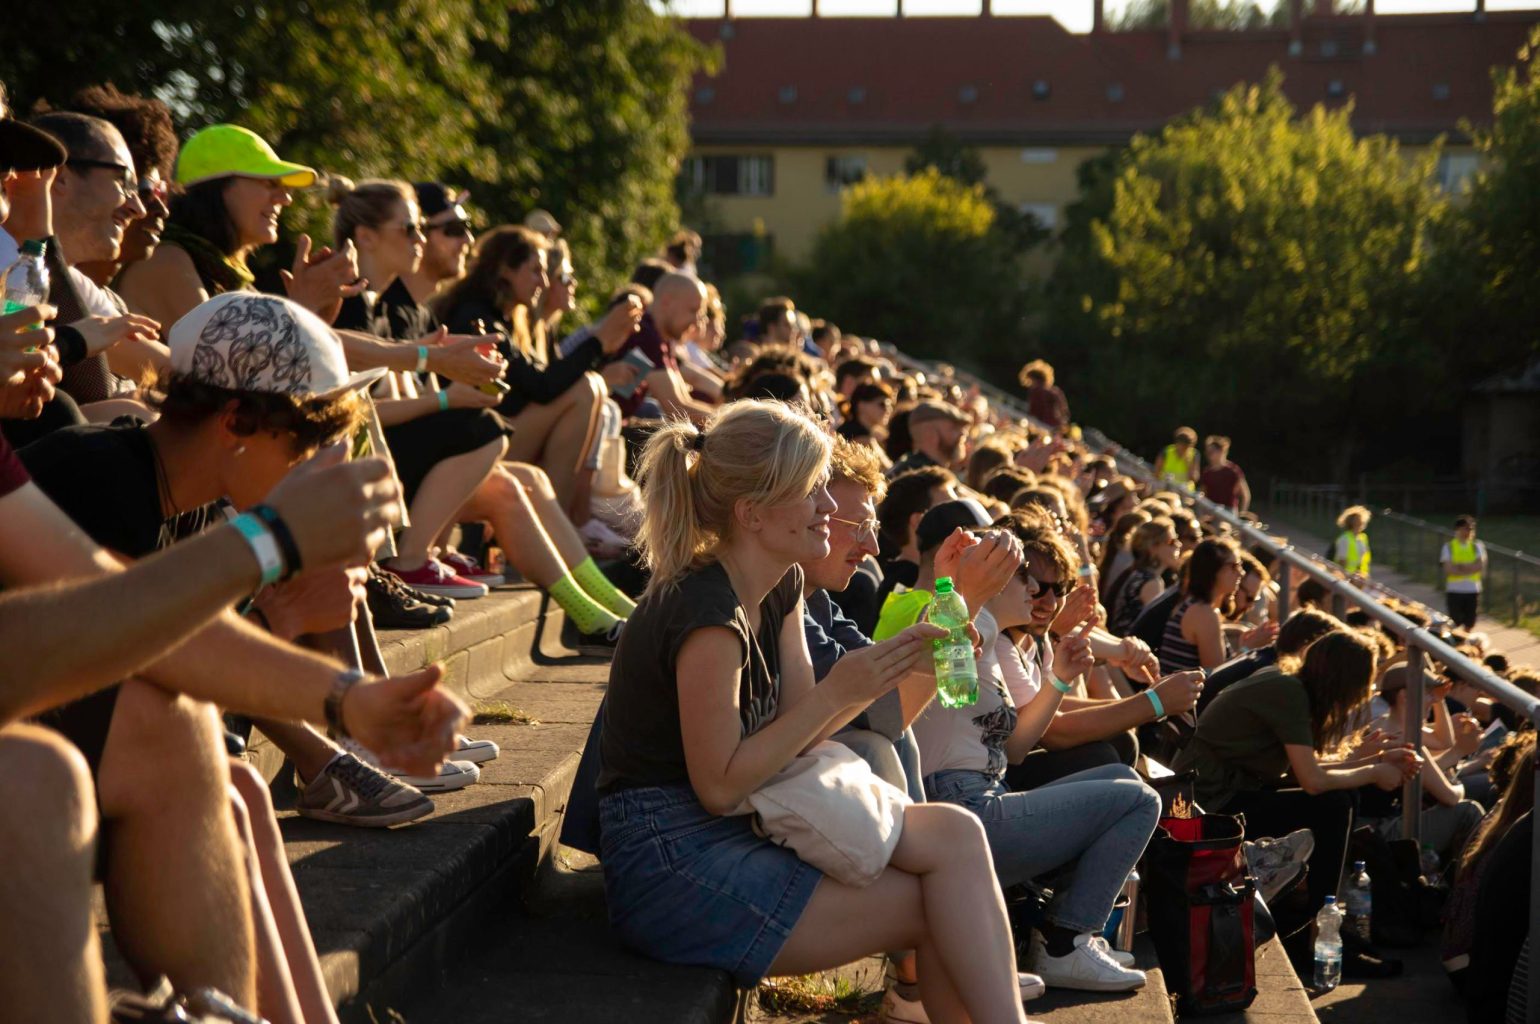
[1144,814,1258,1015]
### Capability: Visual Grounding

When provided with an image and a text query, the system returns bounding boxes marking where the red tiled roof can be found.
[684,12,1538,144]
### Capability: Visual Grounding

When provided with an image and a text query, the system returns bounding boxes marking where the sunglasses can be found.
[392,220,427,236]
[1019,570,1073,601]
[428,219,471,238]
[138,177,169,202]
[68,158,138,201]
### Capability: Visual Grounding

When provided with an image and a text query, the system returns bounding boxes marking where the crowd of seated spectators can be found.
[1,79,1534,1024]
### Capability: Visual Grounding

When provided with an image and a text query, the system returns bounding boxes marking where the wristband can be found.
[1077,565,1094,578]
[250,504,302,580]
[416,345,431,374]
[324,668,365,739]
[229,513,283,585]
[1049,675,1073,694]
[1143,688,1167,721]
[438,389,450,411]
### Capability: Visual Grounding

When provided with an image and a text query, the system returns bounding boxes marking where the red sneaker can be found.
[381,558,489,599]
[440,550,504,586]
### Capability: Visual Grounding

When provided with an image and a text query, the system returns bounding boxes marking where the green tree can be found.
[904,127,1048,250]
[1043,72,1447,478]
[1114,0,1290,31]
[790,168,1033,362]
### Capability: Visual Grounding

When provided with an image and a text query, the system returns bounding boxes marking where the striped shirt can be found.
[1159,596,1204,674]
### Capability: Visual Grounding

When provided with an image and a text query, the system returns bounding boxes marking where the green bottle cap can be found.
[19,240,46,257]
[935,576,954,594]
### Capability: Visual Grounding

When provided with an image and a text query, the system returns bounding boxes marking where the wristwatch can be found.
[325,669,365,739]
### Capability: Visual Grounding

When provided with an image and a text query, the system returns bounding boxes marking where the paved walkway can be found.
[1266,516,1540,666]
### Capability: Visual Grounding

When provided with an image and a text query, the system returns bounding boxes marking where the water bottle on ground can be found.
[1345,860,1372,941]
[930,576,978,708]
[2,240,49,342]
[1313,896,1344,992]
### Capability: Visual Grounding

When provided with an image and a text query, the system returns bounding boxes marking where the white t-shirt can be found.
[1440,540,1487,593]
[912,608,1055,781]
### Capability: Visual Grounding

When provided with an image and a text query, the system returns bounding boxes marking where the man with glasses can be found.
[26,111,162,415]
[399,181,474,308]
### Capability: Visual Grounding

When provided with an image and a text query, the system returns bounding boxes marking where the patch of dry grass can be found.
[472,700,539,726]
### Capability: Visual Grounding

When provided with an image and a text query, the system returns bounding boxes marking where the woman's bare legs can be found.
[769,803,1024,1024]
[230,762,339,1024]
[461,469,568,588]
[388,438,506,571]
[504,462,589,569]
[504,373,603,510]
[227,779,304,1024]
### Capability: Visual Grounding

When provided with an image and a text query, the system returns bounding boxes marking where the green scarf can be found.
[160,222,255,295]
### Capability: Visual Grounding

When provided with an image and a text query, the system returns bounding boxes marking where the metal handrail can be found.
[884,353,1540,1013]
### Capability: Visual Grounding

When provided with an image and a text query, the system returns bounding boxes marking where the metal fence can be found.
[898,359,1540,1015]
[1263,481,1540,629]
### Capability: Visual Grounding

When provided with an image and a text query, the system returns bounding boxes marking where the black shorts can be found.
[35,685,119,779]
[383,409,512,504]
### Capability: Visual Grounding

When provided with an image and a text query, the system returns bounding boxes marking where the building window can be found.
[825,155,868,192]
[1019,148,1058,165]
[1032,79,1052,101]
[1106,82,1125,103]
[1432,82,1452,101]
[699,233,774,279]
[681,154,775,197]
[1437,153,1480,193]
[1019,202,1060,231]
[1326,79,1346,99]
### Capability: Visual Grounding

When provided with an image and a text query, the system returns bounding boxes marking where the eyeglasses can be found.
[829,514,879,537]
[428,219,471,238]
[1019,570,1073,601]
[68,158,138,201]
[392,220,427,237]
[138,176,169,202]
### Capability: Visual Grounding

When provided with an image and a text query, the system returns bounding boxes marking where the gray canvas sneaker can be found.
[295,752,434,827]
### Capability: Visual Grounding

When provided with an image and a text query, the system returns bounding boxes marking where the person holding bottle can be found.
[912,513,1162,994]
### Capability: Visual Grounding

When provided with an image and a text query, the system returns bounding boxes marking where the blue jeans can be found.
[926,763,1160,935]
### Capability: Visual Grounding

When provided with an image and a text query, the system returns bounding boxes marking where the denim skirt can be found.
[598,783,823,986]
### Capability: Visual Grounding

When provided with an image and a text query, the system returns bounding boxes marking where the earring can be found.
[234,445,247,456]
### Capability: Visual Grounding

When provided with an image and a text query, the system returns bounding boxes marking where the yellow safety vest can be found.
[1158,445,1195,490]
[1447,538,1482,587]
[1337,531,1372,576]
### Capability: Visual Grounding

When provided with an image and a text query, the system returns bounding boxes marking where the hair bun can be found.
[324,173,356,206]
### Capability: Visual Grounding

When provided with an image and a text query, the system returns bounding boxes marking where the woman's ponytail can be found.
[636,420,707,589]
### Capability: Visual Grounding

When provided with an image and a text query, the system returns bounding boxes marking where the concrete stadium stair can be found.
[98,584,1317,1023]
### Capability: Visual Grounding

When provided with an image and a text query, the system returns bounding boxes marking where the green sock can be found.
[572,556,638,620]
[550,573,622,635]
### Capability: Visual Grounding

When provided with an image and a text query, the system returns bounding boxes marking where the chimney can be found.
[1093,0,1106,33]
[1475,0,1486,19]
[1168,0,1187,58]
[981,0,992,14]
[1314,0,1331,14]
[1289,0,1304,55]
[811,0,819,13]
[896,0,904,16]
[1363,0,1376,53]
[723,0,731,17]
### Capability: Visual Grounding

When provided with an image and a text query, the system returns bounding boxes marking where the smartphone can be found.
[611,348,656,400]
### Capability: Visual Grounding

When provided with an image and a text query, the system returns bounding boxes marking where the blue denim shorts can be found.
[599,783,823,987]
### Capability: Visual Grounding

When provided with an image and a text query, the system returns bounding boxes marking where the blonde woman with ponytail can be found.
[597,400,1029,1023]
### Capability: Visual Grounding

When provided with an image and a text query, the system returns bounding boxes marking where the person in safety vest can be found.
[1156,427,1199,491]
[1333,505,1373,577]
[1440,515,1487,630]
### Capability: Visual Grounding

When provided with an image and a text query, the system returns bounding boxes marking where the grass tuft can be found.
[472,700,539,726]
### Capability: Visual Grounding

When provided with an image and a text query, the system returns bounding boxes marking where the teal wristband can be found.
[416,345,431,373]
[437,389,450,411]
[1049,675,1073,694]
[1143,688,1167,721]
[230,513,283,585]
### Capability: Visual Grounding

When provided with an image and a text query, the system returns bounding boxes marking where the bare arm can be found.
[116,244,208,327]
[1187,602,1227,669]
[0,484,262,721]
[1285,743,1406,795]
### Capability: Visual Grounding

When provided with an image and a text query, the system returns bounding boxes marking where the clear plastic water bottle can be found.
[2,240,49,342]
[1313,895,1344,992]
[1345,860,1372,941]
[930,576,978,708]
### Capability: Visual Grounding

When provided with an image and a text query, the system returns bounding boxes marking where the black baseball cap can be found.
[916,498,993,555]
[0,118,66,173]
[414,182,469,221]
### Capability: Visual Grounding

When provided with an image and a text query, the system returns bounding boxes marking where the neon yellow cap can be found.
[175,124,316,188]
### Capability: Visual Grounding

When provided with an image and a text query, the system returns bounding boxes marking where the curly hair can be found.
[65,84,178,179]
[829,436,886,502]
[994,509,1077,582]
[149,371,365,456]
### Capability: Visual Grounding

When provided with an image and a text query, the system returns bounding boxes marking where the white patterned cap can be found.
[167,292,387,398]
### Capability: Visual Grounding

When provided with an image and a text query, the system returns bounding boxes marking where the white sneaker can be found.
[456,735,500,764]
[1085,934,1137,969]
[1028,932,1147,992]
[392,759,480,793]
[880,973,1046,1023]
[338,737,481,792]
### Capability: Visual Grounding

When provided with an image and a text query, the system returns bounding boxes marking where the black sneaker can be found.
[366,568,453,629]
[560,617,624,657]
[369,563,456,609]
